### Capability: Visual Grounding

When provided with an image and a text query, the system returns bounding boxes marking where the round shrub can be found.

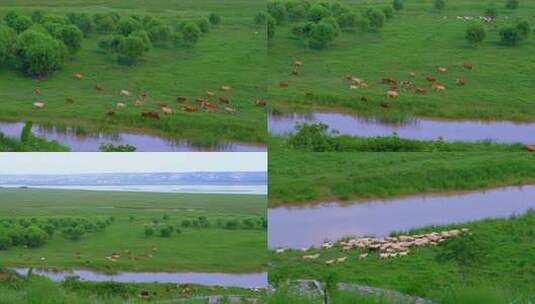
[93,13,117,33]
[4,11,20,28]
[158,225,174,238]
[505,0,519,9]
[171,31,184,46]
[195,18,210,34]
[181,21,201,46]
[208,12,221,25]
[291,22,312,38]
[465,23,486,44]
[144,225,154,237]
[58,24,83,54]
[365,8,385,31]
[286,1,308,20]
[62,226,85,241]
[435,0,446,10]
[130,30,152,51]
[31,10,46,23]
[254,12,267,26]
[0,229,11,250]
[14,30,66,76]
[330,2,350,16]
[11,15,33,33]
[267,15,276,40]
[382,6,394,20]
[0,24,15,65]
[516,20,531,39]
[499,25,521,46]
[267,0,288,24]
[309,21,338,49]
[117,17,142,36]
[66,12,93,36]
[307,4,331,23]
[25,225,48,248]
[117,36,146,64]
[393,0,404,11]
[148,24,171,43]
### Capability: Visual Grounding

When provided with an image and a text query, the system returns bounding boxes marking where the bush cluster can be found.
[0,217,112,250]
[265,0,396,49]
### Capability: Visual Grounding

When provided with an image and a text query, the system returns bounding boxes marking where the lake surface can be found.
[268,185,535,249]
[0,121,266,152]
[12,268,267,289]
[268,112,535,144]
[0,184,267,195]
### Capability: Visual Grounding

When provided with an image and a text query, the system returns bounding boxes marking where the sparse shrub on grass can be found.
[208,13,221,25]
[61,226,85,241]
[93,13,118,33]
[24,225,48,248]
[466,23,486,45]
[180,21,201,46]
[268,0,288,24]
[117,36,147,65]
[224,219,239,230]
[147,24,172,44]
[144,225,154,237]
[268,15,276,40]
[195,18,210,34]
[505,0,519,9]
[393,0,404,11]
[435,0,446,10]
[515,20,531,39]
[364,8,385,31]
[288,123,335,151]
[499,25,522,46]
[254,12,267,26]
[382,6,394,20]
[58,24,83,54]
[181,219,192,228]
[158,225,174,238]
[66,12,93,36]
[309,21,338,49]
[307,4,331,23]
[116,17,142,36]
[336,12,359,32]
[14,30,66,76]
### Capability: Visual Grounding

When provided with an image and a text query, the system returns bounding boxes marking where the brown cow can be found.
[134,100,144,107]
[221,85,232,92]
[196,97,208,103]
[207,91,215,97]
[205,104,218,112]
[426,75,437,82]
[255,99,267,107]
[183,105,197,112]
[416,87,428,94]
[361,96,369,102]
[432,82,446,91]
[456,78,466,86]
[176,96,188,102]
[380,102,391,109]
[279,81,289,88]
[66,97,75,104]
[294,60,303,67]
[95,84,103,91]
[219,96,230,104]
[382,77,397,85]
[34,88,41,96]
[73,73,83,80]
[526,145,535,152]
[463,62,474,70]
[141,111,160,120]
[158,102,168,108]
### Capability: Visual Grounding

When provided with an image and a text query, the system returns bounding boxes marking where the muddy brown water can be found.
[268,185,535,249]
[0,121,266,152]
[268,112,535,144]
[12,268,268,289]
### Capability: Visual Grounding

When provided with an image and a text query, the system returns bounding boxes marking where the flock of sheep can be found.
[32,72,267,119]
[276,228,470,265]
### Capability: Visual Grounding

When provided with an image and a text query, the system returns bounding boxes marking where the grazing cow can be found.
[221,85,231,92]
[95,84,103,92]
[302,254,320,260]
[207,91,215,97]
[219,96,230,104]
[409,72,416,78]
[158,102,168,108]
[34,88,41,96]
[416,87,428,94]
[73,73,83,80]
[350,85,359,90]
[275,249,285,254]
[33,102,45,109]
[134,100,144,107]
[325,259,335,265]
[463,62,474,70]
[345,75,353,81]
[255,99,267,107]
[107,110,115,116]
[205,103,218,112]
[426,75,437,82]
[361,96,369,102]
[358,253,368,261]
[401,80,413,91]
[161,106,174,114]
[380,102,390,109]
[196,97,207,103]
[526,145,535,152]
[116,102,126,109]
[387,90,399,98]
[437,67,448,73]
[294,60,303,67]
[279,81,289,88]
[120,90,132,97]
[225,106,236,113]
[140,92,148,100]
[66,97,75,104]
[183,105,197,112]
[141,111,160,120]
[337,257,347,263]
[456,78,466,86]
[176,96,187,102]
[432,82,446,91]
[382,77,397,85]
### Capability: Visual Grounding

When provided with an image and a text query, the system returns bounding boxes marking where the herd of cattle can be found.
[31,73,267,120]
[276,228,470,265]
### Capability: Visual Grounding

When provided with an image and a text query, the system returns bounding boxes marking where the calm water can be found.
[12,268,267,289]
[268,112,535,144]
[0,184,267,195]
[269,185,535,249]
[0,121,266,152]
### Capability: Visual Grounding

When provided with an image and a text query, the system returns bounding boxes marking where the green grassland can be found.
[0,189,267,273]
[270,211,535,303]
[268,0,535,122]
[269,152,535,206]
[0,0,267,146]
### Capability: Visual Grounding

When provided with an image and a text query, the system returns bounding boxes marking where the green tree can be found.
[499,25,522,46]
[307,4,331,23]
[254,12,267,26]
[195,18,210,34]
[117,17,142,36]
[505,0,519,9]
[337,12,359,31]
[267,15,276,40]
[144,225,154,237]
[0,24,15,65]
[268,0,288,24]
[309,21,338,49]
[365,8,386,31]
[11,15,34,33]
[465,23,486,44]
[0,229,12,250]
[66,12,94,36]
[117,36,146,64]
[435,0,446,10]
[208,13,221,25]
[24,225,48,248]
[181,21,201,46]
[59,25,83,54]
[393,0,404,11]
[14,30,66,76]
[31,10,46,23]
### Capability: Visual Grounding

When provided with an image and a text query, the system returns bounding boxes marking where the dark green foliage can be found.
[499,25,522,46]
[336,12,359,31]
[31,10,46,23]
[364,8,385,31]
[66,12,93,36]
[208,12,221,25]
[14,30,66,76]
[180,21,201,46]
[0,24,15,65]
[24,225,48,248]
[4,11,20,28]
[93,13,118,33]
[393,0,404,11]
[285,0,308,20]
[117,36,147,64]
[287,123,334,151]
[147,24,171,44]
[505,0,519,9]
[268,0,288,24]
[382,6,394,20]
[61,226,85,241]
[144,225,154,237]
[116,17,142,36]
[58,24,83,54]
[515,20,531,39]
[267,15,276,40]
[11,15,33,33]
[195,18,210,34]
[435,0,446,10]
[0,229,12,250]
[437,234,486,269]
[466,23,486,44]
[254,12,267,25]
[307,4,330,23]
[309,21,338,49]
[158,225,174,238]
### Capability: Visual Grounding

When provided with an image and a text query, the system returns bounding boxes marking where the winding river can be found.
[269,185,535,249]
[268,112,535,144]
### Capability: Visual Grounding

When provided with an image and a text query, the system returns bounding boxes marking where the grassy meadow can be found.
[270,211,535,303]
[0,0,267,146]
[269,152,535,206]
[0,188,267,273]
[268,0,535,122]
